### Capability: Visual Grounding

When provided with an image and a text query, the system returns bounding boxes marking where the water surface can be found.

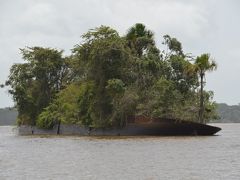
[0,124,239,180]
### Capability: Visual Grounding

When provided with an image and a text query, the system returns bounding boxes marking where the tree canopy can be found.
[4,23,218,129]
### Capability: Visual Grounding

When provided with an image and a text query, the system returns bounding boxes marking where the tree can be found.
[5,24,218,128]
[5,47,67,125]
[168,55,198,95]
[72,26,133,127]
[5,63,35,125]
[125,24,163,98]
[163,35,184,57]
[193,54,217,123]
[126,23,155,57]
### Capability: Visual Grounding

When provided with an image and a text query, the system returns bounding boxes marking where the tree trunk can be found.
[199,72,204,124]
[57,120,61,135]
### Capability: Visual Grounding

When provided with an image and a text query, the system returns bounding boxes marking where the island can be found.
[3,23,221,135]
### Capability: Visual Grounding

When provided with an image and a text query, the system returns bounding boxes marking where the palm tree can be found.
[194,54,217,124]
[126,23,154,57]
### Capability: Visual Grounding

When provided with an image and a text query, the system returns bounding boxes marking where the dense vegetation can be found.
[3,23,218,129]
[1,103,238,126]
[214,103,240,123]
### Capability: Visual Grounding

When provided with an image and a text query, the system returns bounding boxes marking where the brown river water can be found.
[0,124,239,180]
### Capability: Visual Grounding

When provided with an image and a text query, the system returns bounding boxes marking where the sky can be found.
[0,0,240,108]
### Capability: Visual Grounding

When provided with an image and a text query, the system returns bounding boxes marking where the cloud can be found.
[0,0,239,107]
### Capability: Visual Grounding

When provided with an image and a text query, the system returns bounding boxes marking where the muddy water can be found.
[0,124,239,180]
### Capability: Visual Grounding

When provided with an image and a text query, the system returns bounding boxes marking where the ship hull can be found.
[18,117,221,136]
[122,122,221,136]
[122,116,221,136]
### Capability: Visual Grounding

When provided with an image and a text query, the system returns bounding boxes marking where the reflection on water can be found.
[0,124,239,180]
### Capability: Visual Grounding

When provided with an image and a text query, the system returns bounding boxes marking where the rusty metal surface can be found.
[126,115,221,135]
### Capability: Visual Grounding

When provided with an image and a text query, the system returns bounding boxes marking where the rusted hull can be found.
[124,122,221,136]
[18,117,221,136]
[125,116,221,136]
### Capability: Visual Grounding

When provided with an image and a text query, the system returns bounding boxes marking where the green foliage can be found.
[6,23,218,128]
[137,77,180,118]
[126,23,155,57]
[36,107,57,129]
[36,82,93,128]
[77,81,96,126]
[72,26,133,128]
[106,79,125,96]
[195,54,217,74]
[193,54,217,123]
[168,55,198,94]
[215,103,240,123]
[6,47,67,125]
[163,35,184,57]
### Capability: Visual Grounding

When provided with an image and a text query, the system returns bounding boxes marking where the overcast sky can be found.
[0,0,239,108]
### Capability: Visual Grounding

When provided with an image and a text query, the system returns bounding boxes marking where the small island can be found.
[3,23,221,135]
